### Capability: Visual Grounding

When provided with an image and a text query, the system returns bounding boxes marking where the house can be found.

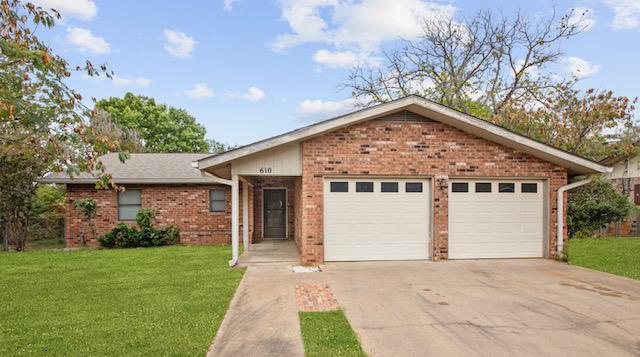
[601,153,640,235]
[40,95,610,265]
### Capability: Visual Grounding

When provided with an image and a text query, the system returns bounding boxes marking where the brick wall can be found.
[252,177,297,241]
[299,113,568,264]
[65,184,248,247]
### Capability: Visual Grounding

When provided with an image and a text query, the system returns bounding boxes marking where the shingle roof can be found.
[39,153,222,184]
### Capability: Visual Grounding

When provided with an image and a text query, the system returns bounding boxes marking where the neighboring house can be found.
[602,153,640,236]
[40,95,610,265]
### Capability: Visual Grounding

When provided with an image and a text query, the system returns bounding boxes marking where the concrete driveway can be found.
[210,259,640,356]
[326,260,640,357]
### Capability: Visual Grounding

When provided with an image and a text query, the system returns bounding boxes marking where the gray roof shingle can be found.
[39,153,220,184]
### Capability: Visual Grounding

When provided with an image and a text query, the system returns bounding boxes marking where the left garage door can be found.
[323,178,431,261]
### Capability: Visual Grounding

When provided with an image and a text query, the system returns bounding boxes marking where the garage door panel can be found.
[324,178,430,261]
[449,179,544,259]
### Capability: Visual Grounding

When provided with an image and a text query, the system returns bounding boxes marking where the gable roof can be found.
[39,153,227,184]
[197,95,610,175]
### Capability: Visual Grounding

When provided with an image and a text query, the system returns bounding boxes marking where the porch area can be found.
[238,240,300,266]
[235,175,302,265]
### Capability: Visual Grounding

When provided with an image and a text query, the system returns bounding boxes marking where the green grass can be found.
[299,310,366,357]
[0,246,244,356]
[568,237,640,280]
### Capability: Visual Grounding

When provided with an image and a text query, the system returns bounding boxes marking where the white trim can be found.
[557,178,592,254]
[262,187,288,240]
[229,174,240,267]
[242,180,249,252]
[197,95,611,175]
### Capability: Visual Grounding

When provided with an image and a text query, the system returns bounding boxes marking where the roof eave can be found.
[38,177,230,185]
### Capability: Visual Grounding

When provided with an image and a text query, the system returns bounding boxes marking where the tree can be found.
[568,176,635,238]
[97,93,209,152]
[491,86,638,160]
[0,1,120,251]
[73,199,98,246]
[208,139,237,154]
[91,108,145,153]
[347,9,586,115]
[30,184,65,242]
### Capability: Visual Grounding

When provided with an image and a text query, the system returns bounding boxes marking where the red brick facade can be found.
[298,115,568,264]
[65,112,571,265]
[65,184,254,247]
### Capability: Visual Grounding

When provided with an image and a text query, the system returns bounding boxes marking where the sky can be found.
[32,0,640,147]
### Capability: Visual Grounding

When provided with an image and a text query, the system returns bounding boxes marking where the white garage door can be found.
[324,178,430,261]
[449,179,544,259]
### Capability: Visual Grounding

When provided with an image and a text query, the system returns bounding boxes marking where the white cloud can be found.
[272,0,456,51]
[226,86,266,101]
[568,7,596,31]
[313,49,380,68]
[223,0,239,11]
[31,0,97,21]
[163,29,197,59]
[66,27,110,54]
[296,98,357,120]
[185,83,214,98]
[112,75,152,87]
[603,0,640,29]
[562,56,601,78]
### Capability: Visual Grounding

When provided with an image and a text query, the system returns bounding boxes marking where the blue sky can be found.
[33,0,640,146]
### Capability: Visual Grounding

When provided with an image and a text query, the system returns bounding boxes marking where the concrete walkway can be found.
[207,263,305,357]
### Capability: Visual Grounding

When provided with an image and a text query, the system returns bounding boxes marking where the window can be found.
[522,183,538,193]
[330,182,349,192]
[381,182,399,192]
[475,182,492,193]
[210,189,226,212]
[451,182,468,192]
[118,189,141,221]
[406,182,423,192]
[356,182,374,192]
[499,183,515,193]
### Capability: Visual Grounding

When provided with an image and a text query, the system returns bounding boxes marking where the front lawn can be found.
[568,237,640,280]
[299,310,366,357]
[0,246,244,356]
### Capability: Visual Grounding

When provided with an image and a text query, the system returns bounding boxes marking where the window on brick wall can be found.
[118,189,141,221]
[210,189,226,212]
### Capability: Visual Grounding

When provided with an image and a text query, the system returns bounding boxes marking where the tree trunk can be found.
[2,221,8,252]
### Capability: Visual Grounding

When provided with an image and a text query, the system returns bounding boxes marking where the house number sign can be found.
[259,167,273,174]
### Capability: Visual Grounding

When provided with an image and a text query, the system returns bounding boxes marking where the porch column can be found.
[242,180,249,251]
[230,174,240,266]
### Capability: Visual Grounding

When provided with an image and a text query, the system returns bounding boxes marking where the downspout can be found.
[556,178,592,254]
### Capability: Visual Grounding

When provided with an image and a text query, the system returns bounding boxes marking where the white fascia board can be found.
[197,97,416,169]
[197,95,611,175]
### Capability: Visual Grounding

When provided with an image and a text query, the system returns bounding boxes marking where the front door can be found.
[263,189,287,239]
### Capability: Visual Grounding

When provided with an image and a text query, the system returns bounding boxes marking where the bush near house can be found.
[568,176,636,239]
[99,209,179,248]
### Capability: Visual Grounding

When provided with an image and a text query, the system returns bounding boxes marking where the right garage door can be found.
[449,179,544,259]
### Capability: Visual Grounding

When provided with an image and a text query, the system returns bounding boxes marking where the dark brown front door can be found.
[263,189,286,239]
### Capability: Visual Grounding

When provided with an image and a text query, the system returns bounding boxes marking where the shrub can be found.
[567,175,636,238]
[98,209,179,248]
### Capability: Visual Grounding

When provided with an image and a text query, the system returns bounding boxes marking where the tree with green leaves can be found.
[97,93,210,152]
[568,175,635,238]
[208,138,237,154]
[0,1,120,251]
